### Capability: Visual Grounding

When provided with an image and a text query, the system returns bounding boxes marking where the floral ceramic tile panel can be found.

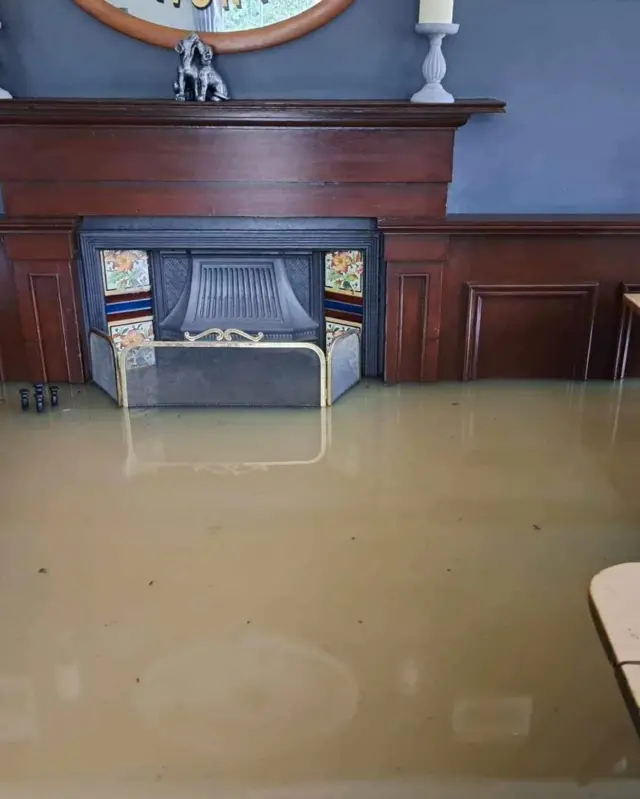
[108,317,156,368]
[100,250,151,296]
[326,319,362,349]
[325,251,364,297]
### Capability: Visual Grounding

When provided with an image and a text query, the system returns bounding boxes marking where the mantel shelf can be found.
[0,99,506,128]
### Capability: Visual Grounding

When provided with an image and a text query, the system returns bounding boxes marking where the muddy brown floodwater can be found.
[1,379,640,798]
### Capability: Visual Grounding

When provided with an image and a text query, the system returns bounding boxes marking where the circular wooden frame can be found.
[72,0,356,53]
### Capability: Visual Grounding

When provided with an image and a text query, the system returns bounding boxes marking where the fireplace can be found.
[78,217,382,407]
[0,100,505,386]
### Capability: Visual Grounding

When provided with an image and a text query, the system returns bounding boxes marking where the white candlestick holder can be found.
[411,22,459,105]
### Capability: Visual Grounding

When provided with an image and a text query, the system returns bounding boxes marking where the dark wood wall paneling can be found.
[381,218,640,383]
[463,282,598,381]
[0,219,84,383]
[3,215,640,384]
[382,230,447,382]
[9,101,640,385]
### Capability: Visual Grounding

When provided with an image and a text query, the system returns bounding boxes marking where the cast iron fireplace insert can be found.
[78,218,383,407]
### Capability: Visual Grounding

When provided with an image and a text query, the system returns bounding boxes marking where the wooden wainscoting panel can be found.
[0,240,26,381]
[1,222,83,383]
[12,260,84,383]
[3,234,77,262]
[463,283,599,381]
[382,232,449,263]
[386,263,444,382]
[440,231,640,381]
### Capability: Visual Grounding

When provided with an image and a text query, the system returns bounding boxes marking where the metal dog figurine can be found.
[174,33,229,103]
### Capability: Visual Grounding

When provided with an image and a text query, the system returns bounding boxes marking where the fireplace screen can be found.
[89,328,360,409]
[90,330,119,403]
[329,329,361,405]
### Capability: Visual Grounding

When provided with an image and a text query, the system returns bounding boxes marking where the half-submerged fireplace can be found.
[79,218,382,408]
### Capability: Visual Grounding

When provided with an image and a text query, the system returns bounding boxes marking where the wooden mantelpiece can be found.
[0,99,504,220]
[0,99,505,128]
[0,99,505,384]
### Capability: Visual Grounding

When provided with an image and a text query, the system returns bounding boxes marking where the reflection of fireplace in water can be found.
[119,399,366,487]
[79,219,382,408]
[122,406,330,478]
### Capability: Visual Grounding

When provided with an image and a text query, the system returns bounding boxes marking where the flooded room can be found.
[1,0,640,797]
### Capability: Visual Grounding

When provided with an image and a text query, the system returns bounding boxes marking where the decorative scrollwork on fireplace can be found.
[184,328,266,343]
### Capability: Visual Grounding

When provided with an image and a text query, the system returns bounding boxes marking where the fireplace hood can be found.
[161,256,318,342]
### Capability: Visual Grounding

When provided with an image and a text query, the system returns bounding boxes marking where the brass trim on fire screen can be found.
[326,329,360,405]
[89,328,122,406]
[72,0,357,53]
[92,327,361,409]
[117,333,328,409]
[184,328,265,343]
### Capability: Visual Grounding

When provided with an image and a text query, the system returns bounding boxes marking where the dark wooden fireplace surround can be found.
[3,99,640,385]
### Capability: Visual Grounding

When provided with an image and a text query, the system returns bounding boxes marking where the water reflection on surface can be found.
[1,379,640,797]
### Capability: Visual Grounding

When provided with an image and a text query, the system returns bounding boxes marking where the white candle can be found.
[419,0,455,24]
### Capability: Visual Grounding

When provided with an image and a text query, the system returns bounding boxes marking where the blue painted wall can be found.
[0,0,638,214]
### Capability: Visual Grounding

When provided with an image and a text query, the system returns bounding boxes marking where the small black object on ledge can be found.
[33,383,45,413]
[19,389,29,411]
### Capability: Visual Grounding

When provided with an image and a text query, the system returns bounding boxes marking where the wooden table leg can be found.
[614,303,634,380]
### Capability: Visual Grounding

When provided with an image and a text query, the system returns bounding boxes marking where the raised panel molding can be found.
[385,263,443,383]
[0,221,84,383]
[12,260,84,383]
[464,283,599,381]
[30,273,68,381]
[0,240,16,382]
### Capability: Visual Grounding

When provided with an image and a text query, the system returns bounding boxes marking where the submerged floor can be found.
[1,379,640,798]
